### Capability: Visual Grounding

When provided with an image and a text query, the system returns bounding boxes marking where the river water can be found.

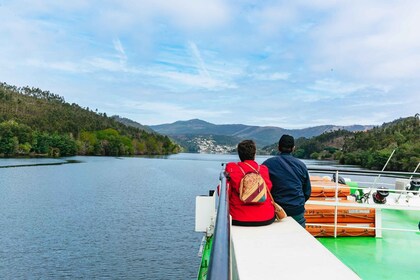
[0,154,370,279]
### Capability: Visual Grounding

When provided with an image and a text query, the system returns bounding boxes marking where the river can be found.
[0,154,358,279]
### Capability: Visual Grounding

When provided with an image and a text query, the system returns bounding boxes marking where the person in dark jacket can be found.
[263,135,311,227]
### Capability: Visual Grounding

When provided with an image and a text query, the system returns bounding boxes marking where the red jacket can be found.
[226,160,275,223]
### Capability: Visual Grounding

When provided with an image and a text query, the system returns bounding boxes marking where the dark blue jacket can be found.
[263,153,311,216]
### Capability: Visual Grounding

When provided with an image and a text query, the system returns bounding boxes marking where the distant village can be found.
[193,137,235,154]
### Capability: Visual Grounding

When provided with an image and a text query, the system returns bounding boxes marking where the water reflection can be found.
[0,158,83,168]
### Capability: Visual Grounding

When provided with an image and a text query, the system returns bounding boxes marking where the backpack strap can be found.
[243,162,260,173]
[238,165,246,175]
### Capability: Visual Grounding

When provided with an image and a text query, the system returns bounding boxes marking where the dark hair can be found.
[278,134,294,153]
[279,146,293,153]
[237,140,256,161]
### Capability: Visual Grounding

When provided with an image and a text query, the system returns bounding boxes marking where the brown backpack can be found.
[238,162,267,203]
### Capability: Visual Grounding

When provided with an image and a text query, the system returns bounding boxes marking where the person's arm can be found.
[260,164,273,191]
[303,169,312,201]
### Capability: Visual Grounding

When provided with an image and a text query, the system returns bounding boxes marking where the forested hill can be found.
[263,115,419,172]
[0,82,180,157]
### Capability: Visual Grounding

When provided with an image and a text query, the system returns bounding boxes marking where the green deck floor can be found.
[318,210,420,280]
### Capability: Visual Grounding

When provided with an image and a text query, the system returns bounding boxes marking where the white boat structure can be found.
[195,166,420,280]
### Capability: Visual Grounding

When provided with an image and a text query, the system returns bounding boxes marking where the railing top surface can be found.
[206,171,230,280]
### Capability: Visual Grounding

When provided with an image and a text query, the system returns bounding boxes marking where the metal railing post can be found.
[334,170,339,238]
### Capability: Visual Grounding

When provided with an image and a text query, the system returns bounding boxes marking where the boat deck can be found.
[231,217,361,280]
[318,209,420,280]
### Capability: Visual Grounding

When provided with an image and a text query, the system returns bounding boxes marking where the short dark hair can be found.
[237,140,256,161]
[278,134,294,153]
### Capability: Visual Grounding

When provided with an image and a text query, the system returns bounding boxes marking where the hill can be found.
[0,82,180,157]
[262,129,354,158]
[340,115,419,171]
[262,115,419,172]
[112,115,154,133]
[149,119,372,152]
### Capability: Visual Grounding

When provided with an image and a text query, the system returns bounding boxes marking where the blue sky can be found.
[1,1,419,128]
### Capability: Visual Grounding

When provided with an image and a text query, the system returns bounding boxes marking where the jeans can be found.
[292,212,306,228]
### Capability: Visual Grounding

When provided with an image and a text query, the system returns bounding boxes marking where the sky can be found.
[1,1,419,128]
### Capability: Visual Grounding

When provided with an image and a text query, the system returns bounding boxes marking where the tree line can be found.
[262,115,419,172]
[0,82,180,157]
[339,115,419,171]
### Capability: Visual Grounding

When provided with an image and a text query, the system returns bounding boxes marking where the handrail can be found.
[308,167,420,178]
[305,199,420,211]
[207,168,230,280]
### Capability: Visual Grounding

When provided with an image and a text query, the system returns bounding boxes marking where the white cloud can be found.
[27,59,85,73]
[25,54,138,74]
[146,42,241,90]
[154,70,236,90]
[114,101,231,125]
[86,57,129,73]
[249,2,298,35]
[93,0,231,34]
[310,1,420,80]
[309,79,368,95]
[188,41,210,78]
[113,38,127,62]
[156,0,231,30]
[252,72,290,81]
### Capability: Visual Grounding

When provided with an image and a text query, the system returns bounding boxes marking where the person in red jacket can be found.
[225,140,275,226]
